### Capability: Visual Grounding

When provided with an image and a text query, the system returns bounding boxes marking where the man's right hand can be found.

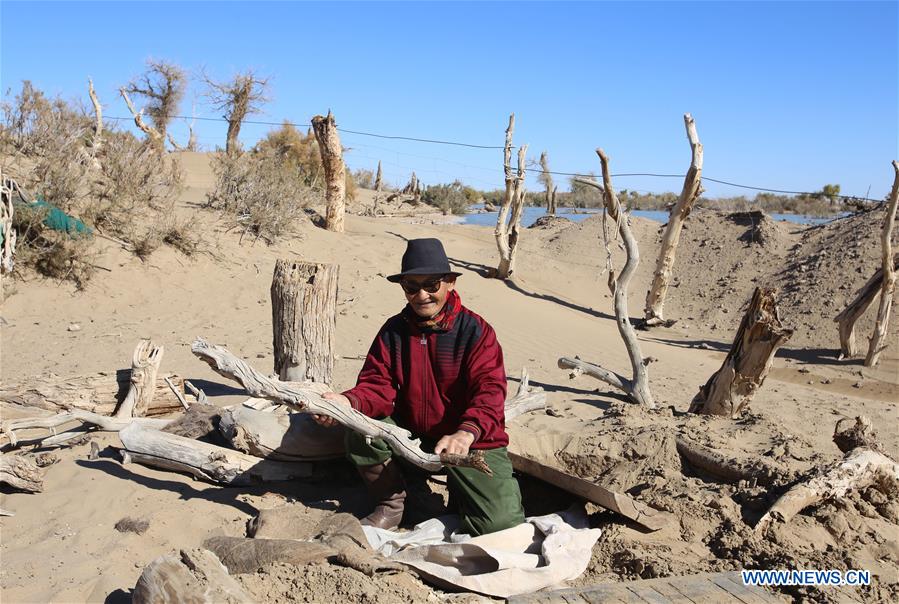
[313,392,351,427]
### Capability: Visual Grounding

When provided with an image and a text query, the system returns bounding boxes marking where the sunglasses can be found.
[400,276,445,295]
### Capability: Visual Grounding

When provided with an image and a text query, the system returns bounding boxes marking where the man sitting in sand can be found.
[314,238,524,535]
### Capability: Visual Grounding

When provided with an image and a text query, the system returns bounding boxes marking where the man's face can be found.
[400,274,456,318]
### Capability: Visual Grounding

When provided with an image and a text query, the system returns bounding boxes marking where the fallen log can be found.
[0,453,44,492]
[675,436,785,487]
[118,422,312,486]
[132,548,251,604]
[507,452,672,531]
[2,409,171,449]
[219,406,345,461]
[689,287,793,417]
[755,417,899,534]
[191,337,491,475]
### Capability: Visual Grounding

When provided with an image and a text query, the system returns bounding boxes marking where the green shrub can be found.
[421,181,470,215]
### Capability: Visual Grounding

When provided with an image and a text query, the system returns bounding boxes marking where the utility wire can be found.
[106,114,876,202]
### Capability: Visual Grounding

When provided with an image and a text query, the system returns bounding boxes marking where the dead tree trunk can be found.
[87,77,103,152]
[835,253,899,358]
[1,170,16,276]
[756,417,898,534]
[689,287,793,418]
[559,149,654,408]
[540,151,555,216]
[375,161,383,192]
[311,111,346,233]
[505,145,529,276]
[0,454,44,492]
[643,113,704,327]
[864,161,899,367]
[271,260,339,384]
[191,338,492,474]
[119,88,164,151]
[115,339,165,418]
[494,114,527,279]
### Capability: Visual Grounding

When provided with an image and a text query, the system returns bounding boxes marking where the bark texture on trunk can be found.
[689,287,793,418]
[271,259,339,384]
[311,111,346,233]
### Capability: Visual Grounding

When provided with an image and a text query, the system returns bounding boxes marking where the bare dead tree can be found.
[558,149,654,408]
[643,113,704,327]
[539,151,556,216]
[864,160,899,366]
[374,161,383,192]
[119,88,164,150]
[204,69,271,155]
[311,111,346,233]
[124,59,187,146]
[835,254,899,358]
[87,77,103,152]
[494,114,527,279]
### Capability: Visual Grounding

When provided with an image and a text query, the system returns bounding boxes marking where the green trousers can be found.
[345,418,525,536]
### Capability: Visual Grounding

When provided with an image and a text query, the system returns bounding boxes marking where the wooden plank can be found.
[508,452,673,531]
[637,579,684,601]
[710,573,777,604]
[576,585,635,604]
[666,574,734,603]
[625,583,676,604]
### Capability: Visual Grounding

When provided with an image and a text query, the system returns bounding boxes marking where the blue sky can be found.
[1,1,897,199]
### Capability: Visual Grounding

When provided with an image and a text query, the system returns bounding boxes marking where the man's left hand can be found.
[434,430,475,456]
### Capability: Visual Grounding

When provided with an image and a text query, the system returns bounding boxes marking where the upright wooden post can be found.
[864,161,899,366]
[311,111,346,233]
[643,113,704,327]
[271,260,339,384]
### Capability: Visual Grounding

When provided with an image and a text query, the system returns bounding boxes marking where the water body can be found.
[461,205,843,228]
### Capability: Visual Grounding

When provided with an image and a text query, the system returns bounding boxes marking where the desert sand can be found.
[1,152,896,603]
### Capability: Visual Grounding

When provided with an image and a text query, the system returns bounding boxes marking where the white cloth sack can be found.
[361,506,601,598]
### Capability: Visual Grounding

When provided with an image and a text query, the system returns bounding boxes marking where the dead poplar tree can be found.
[87,77,103,152]
[558,149,654,408]
[690,287,793,418]
[311,111,346,233]
[120,88,164,150]
[494,114,527,279]
[835,254,899,358]
[374,161,383,191]
[864,161,899,366]
[124,59,186,147]
[539,151,556,216]
[643,113,704,327]
[271,260,339,384]
[204,69,270,155]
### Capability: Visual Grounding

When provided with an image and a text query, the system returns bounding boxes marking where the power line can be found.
[106,115,876,202]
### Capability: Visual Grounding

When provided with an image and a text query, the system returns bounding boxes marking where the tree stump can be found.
[311,111,346,233]
[133,548,251,604]
[270,259,339,384]
[690,287,793,417]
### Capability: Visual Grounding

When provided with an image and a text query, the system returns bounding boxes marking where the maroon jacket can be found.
[342,291,509,449]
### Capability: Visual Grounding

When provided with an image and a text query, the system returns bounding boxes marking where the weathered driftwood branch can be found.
[191,338,491,475]
[0,170,15,275]
[2,409,171,449]
[835,253,899,358]
[119,422,313,485]
[133,548,251,604]
[689,287,793,417]
[562,149,654,408]
[0,371,183,416]
[643,113,704,327]
[271,259,339,383]
[0,454,44,492]
[756,417,899,534]
[864,160,899,367]
[119,88,163,149]
[116,339,165,418]
[504,368,547,422]
[311,111,346,233]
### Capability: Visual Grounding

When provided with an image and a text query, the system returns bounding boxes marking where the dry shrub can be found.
[206,147,320,243]
[1,81,190,283]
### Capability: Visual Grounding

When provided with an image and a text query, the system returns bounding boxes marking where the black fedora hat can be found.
[386,238,462,282]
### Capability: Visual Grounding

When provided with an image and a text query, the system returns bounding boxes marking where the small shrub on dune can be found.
[207,148,321,243]
[11,202,95,288]
[421,181,470,215]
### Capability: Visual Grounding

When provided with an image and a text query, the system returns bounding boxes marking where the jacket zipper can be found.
[420,334,428,429]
